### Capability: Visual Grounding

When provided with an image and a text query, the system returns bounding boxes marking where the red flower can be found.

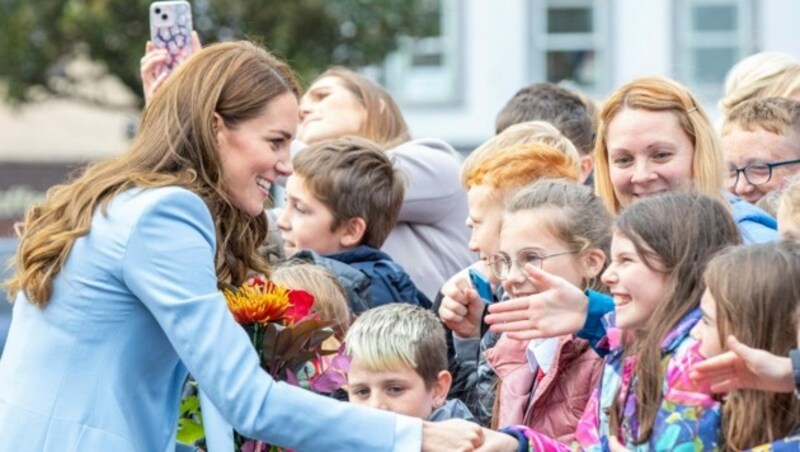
[283,289,315,324]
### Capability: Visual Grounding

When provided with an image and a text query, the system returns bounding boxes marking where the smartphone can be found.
[468,268,494,304]
[149,1,194,77]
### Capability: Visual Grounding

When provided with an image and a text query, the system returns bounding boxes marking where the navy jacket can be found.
[327,245,432,310]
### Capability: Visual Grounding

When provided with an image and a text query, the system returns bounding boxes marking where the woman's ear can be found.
[212,112,226,143]
[581,248,607,281]
[338,217,367,248]
[431,370,452,408]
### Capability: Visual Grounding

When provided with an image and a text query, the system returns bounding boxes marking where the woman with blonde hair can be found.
[593,75,777,244]
[719,51,800,118]
[0,41,482,451]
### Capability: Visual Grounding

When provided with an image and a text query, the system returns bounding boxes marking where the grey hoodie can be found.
[381,138,475,300]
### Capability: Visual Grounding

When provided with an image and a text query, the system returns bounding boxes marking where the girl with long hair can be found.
[691,241,800,450]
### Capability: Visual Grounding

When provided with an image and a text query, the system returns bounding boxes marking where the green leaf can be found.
[176,417,206,445]
[178,394,200,416]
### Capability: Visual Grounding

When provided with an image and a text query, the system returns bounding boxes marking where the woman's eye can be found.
[612,155,632,166]
[653,151,671,160]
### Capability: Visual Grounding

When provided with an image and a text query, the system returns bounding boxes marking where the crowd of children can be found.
[203,46,800,450]
[212,47,800,450]
[4,39,800,451]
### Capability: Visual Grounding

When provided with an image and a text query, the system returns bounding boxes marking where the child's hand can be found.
[421,419,483,452]
[690,335,794,393]
[485,264,587,340]
[438,276,485,339]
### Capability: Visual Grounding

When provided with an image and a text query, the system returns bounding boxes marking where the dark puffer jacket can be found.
[326,245,431,310]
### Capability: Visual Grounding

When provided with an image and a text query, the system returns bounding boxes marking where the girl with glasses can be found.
[482,179,611,442]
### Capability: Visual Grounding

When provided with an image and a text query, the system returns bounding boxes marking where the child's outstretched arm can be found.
[691,335,794,394]
[485,265,609,342]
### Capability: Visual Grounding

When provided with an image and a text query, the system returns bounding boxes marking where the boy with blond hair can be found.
[722,97,800,205]
[345,303,474,421]
[277,136,430,311]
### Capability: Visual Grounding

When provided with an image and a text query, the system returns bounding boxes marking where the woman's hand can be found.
[140,31,202,105]
[485,264,587,340]
[690,335,794,393]
[476,428,520,451]
[422,419,484,452]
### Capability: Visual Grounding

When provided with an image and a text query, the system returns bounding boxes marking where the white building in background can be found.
[381,0,800,152]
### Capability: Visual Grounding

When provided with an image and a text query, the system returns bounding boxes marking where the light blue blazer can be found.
[0,187,421,451]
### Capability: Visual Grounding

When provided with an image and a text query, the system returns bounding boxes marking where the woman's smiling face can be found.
[605,108,694,209]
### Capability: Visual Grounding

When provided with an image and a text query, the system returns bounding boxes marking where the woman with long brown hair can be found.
[0,41,482,451]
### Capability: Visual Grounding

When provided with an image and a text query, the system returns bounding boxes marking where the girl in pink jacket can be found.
[484,179,609,442]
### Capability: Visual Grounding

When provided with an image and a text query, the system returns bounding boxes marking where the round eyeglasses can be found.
[487,249,578,281]
[726,158,800,188]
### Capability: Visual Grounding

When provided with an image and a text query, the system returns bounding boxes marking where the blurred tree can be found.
[0,0,438,107]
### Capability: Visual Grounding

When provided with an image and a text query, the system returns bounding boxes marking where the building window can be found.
[530,0,611,95]
[674,0,755,97]
[381,0,462,106]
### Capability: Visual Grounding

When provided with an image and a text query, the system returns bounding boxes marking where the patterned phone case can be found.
[149,1,193,76]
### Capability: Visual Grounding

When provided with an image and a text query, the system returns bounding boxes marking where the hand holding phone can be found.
[149,1,194,78]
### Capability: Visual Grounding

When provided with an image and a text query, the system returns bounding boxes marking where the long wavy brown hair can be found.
[7,41,300,307]
[608,192,740,444]
[705,242,800,450]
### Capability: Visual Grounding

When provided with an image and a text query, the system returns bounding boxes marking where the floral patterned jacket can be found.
[747,434,800,451]
[503,308,721,451]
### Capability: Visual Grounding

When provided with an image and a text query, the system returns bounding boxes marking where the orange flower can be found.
[224,280,292,325]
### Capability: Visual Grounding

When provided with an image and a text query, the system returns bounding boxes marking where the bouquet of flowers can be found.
[177,276,350,451]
